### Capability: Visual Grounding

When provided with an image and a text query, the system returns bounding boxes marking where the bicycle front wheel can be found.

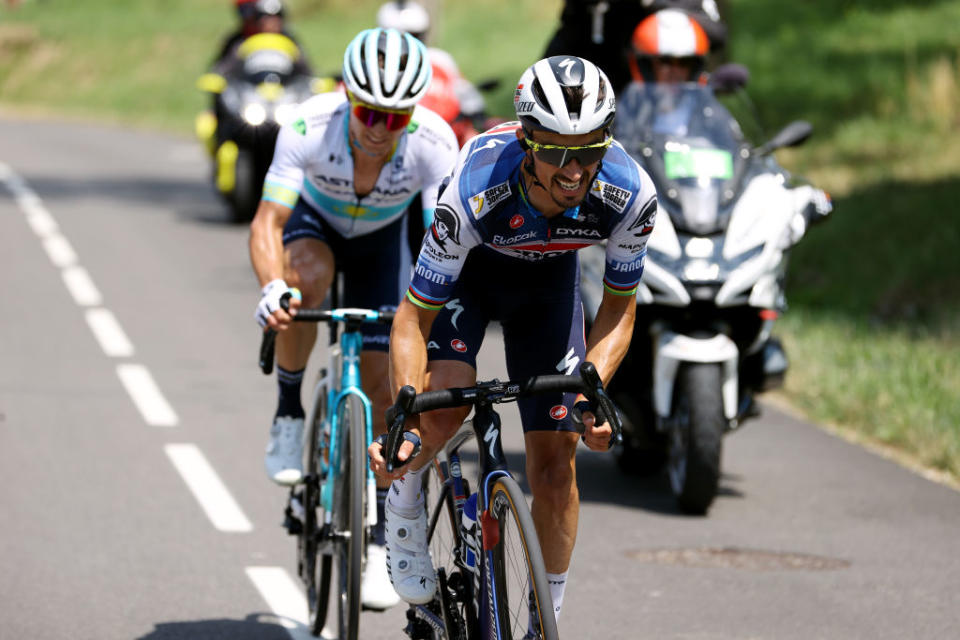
[331,393,365,640]
[488,477,559,640]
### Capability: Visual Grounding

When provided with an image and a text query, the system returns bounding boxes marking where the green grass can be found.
[1,0,958,480]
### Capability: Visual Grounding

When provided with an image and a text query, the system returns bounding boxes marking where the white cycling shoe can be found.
[384,499,437,604]
[264,416,304,486]
[362,543,401,610]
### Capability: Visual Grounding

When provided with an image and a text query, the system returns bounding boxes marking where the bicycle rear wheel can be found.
[488,476,559,640]
[330,393,365,640]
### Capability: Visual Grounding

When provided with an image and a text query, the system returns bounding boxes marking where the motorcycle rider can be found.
[376,0,488,147]
[213,0,310,73]
[250,27,459,609]
[367,57,658,627]
[543,0,727,93]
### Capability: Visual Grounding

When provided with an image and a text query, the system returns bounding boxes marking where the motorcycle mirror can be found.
[755,120,813,155]
[710,63,750,94]
[476,78,501,92]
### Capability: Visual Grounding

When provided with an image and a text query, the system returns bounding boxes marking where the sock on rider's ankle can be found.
[373,488,388,545]
[387,466,425,517]
[276,366,305,419]
[546,571,568,622]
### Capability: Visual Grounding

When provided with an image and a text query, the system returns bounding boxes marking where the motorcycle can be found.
[580,79,832,514]
[195,33,334,223]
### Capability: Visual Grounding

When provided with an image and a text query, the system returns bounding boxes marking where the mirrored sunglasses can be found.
[349,97,414,131]
[526,135,613,167]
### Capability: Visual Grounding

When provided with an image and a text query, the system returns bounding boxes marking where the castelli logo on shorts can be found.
[549,405,568,420]
[509,214,524,229]
[451,339,467,353]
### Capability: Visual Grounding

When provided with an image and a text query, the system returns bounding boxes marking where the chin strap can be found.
[522,150,549,193]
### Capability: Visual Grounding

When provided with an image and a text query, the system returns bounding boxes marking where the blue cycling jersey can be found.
[405,123,658,311]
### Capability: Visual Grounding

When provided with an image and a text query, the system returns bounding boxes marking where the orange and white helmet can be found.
[633,9,709,58]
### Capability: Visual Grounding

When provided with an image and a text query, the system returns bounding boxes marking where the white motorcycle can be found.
[582,81,832,514]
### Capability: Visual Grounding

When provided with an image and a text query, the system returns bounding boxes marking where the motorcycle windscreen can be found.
[664,147,733,235]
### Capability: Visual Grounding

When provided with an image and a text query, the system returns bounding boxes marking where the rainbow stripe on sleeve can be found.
[603,277,639,296]
[406,285,446,311]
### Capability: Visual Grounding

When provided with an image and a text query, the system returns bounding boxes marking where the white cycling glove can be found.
[255,279,300,328]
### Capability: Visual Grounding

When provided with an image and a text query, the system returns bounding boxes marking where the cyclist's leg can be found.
[501,253,585,623]
[384,268,489,604]
[264,200,336,485]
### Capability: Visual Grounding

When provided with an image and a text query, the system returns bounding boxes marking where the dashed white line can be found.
[85,308,135,357]
[61,265,103,306]
[117,363,179,427]
[43,233,78,268]
[245,567,319,639]
[165,444,252,532]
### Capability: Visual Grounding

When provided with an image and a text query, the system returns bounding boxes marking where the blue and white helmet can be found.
[514,56,615,134]
[342,27,431,109]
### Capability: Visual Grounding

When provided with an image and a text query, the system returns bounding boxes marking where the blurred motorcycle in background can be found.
[195,33,334,223]
[581,77,832,514]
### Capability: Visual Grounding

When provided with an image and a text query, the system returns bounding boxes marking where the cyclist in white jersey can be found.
[249,27,458,610]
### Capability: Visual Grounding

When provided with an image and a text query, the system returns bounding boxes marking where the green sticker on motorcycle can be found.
[292,118,307,136]
[664,149,733,180]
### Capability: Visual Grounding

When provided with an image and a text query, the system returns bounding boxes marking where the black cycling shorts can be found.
[282,198,410,351]
[426,248,586,432]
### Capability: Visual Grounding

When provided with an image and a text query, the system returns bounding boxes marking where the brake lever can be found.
[578,361,622,449]
[384,385,417,473]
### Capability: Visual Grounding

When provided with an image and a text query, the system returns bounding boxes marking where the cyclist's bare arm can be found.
[580,288,637,450]
[249,199,300,329]
[388,297,440,398]
[367,297,440,479]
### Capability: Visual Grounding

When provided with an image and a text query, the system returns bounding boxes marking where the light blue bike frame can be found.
[317,309,380,530]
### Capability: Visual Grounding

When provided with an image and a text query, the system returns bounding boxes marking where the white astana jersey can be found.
[262,91,458,238]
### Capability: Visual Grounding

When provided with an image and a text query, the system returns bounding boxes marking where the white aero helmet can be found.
[514,56,615,135]
[342,27,432,109]
[376,1,430,42]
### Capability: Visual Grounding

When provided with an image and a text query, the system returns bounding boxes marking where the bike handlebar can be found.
[383,361,624,472]
[258,294,395,375]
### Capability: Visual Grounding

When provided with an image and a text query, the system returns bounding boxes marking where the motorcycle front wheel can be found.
[668,363,724,515]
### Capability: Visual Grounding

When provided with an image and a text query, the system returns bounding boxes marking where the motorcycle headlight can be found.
[242,103,267,126]
[683,260,721,282]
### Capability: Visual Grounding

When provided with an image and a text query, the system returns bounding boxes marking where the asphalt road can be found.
[1,118,958,640]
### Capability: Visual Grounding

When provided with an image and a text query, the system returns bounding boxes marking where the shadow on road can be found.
[136,613,300,640]
[458,448,744,517]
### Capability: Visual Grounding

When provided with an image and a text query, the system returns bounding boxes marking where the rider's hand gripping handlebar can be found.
[383,385,418,473]
[574,361,623,450]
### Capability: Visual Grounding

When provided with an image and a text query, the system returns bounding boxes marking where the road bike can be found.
[382,362,622,640]
[259,301,393,639]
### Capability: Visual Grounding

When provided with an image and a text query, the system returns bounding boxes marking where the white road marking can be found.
[85,308,135,357]
[117,363,179,426]
[165,444,253,533]
[61,265,103,306]
[245,567,319,639]
[43,234,78,267]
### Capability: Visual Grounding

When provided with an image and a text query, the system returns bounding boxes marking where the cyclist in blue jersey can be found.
[249,27,459,610]
[368,56,658,626]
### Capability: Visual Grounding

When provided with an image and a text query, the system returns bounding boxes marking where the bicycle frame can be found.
[311,310,380,533]
[414,402,520,639]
